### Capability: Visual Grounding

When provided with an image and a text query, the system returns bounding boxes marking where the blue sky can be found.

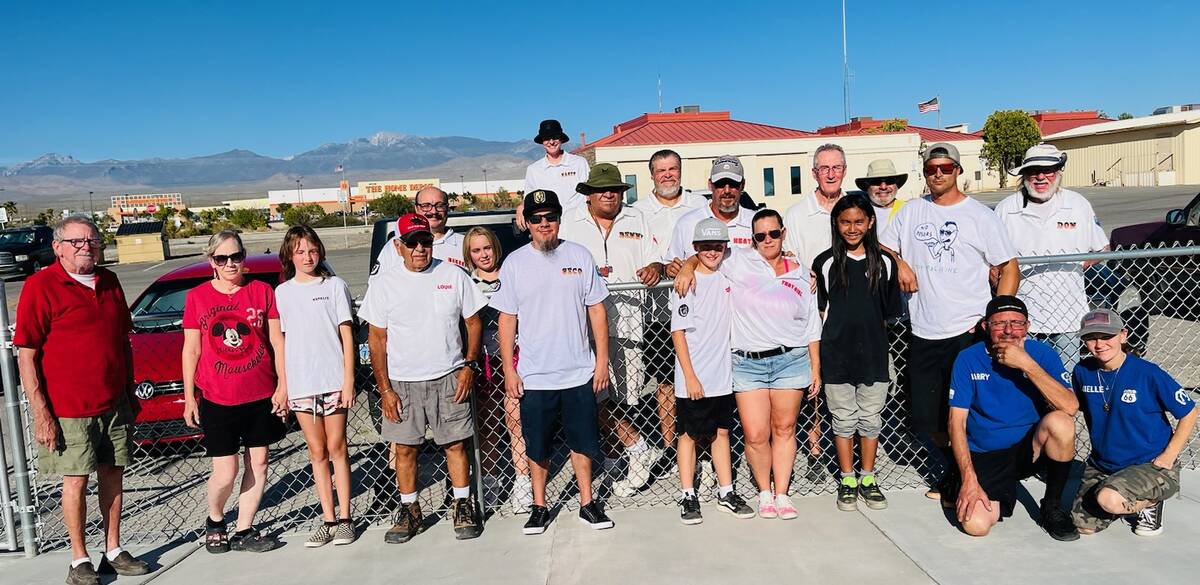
[3,0,1198,164]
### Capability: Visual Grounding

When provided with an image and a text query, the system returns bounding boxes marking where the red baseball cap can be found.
[396,213,432,241]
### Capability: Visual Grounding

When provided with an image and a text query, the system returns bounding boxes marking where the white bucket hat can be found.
[1009,143,1067,176]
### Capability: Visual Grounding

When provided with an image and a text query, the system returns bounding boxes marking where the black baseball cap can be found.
[522,189,563,218]
[984,295,1028,319]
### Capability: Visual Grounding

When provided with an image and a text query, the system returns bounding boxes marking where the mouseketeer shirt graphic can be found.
[183,279,280,406]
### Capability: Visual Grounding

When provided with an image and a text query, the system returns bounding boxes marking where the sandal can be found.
[205,521,230,554]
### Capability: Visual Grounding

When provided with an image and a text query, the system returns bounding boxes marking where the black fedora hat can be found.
[534,119,570,144]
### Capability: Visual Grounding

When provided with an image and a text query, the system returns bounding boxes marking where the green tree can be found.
[865,118,909,134]
[153,206,175,221]
[980,110,1041,188]
[283,203,327,226]
[1118,112,1134,120]
[275,202,292,215]
[370,192,414,218]
[493,187,514,209]
[229,208,268,230]
[2,201,17,220]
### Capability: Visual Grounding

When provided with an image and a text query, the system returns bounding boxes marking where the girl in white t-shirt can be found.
[463,227,532,515]
[276,226,356,547]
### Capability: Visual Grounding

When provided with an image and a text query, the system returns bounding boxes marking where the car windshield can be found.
[0,231,36,245]
[130,273,281,331]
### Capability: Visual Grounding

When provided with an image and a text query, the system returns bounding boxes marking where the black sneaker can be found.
[858,477,888,510]
[1134,500,1164,536]
[229,528,281,553]
[452,498,483,540]
[679,494,702,525]
[715,492,756,519]
[65,562,99,585]
[837,478,858,511]
[1040,500,1079,541]
[926,471,958,509]
[523,504,551,535]
[578,501,614,530]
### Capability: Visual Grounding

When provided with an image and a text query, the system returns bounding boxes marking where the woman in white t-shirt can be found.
[676,209,822,520]
[462,227,532,515]
[276,226,356,547]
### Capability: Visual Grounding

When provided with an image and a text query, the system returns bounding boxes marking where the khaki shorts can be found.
[825,381,889,438]
[1071,462,1181,532]
[37,403,133,476]
[380,371,473,446]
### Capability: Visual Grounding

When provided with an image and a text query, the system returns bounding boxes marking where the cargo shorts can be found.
[1071,461,1181,532]
[37,403,134,476]
[824,381,889,438]
[380,371,474,446]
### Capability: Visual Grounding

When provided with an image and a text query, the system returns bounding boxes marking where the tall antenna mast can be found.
[657,72,663,113]
[842,0,850,123]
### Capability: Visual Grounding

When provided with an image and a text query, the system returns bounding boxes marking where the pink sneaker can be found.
[758,492,778,519]
[776,494,798,520]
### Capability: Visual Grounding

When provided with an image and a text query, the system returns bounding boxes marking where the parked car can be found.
[0,225,55,277]
[1109,191,1200,320]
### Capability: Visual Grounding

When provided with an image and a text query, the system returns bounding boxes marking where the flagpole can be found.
[842,0,850,123]
[937,95,941,130]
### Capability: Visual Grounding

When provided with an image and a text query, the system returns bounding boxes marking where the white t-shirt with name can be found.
[523,152,591,213]
[489,241,609,390]
[994,188,1109,333]
[671,270,733,398]
[359,259,487,382]
[668,204,755,263]
[277,276,354,399]
[631,190,710,264]
[720,248,821,352]
[880,195,1017,340]
[374,228,466,278]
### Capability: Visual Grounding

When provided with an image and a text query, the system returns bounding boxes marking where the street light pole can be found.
[482,168,489,197]
[297,178,304,204]
[88,191,95,219]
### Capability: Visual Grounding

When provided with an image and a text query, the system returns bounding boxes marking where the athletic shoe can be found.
[679,494,703,525]
[758,492,778,519]
[452,498,483,540]
[1040,500,1079,541]
[697,461,717,497]
[623,446,664,493]
[509,474,534,515]
[66,562,99,585]
[331,520,356,546]
[304,523,335,548]
[837,477,858,512]
[926,471,957,509]
[716,492,756,519]
[523,505,551,535]
[229,529,281,553]
[97,551,151,576]
[384,502,423,544]
[579,501,615,530]
[775,494,799,520]
[1134,500,1164,536]
[858,476,888,510]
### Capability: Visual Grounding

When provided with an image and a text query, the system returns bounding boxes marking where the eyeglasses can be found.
[526,212,560,225]
[865,177,897,187]
[212,251,246,266]
[923,163,957,176]
[695,242,727,252]
[987,319,1028,330]
[416,202,449,212]
[753,229,783,243]
[59,238,102,249]
[1022,167,1059,178]
[403,237,435,249]
[815,165,846,175]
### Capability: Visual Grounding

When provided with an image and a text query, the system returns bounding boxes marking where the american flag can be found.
[917,97,940,113]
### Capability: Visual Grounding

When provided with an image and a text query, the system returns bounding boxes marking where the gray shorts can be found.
[381,371,474,446]
[824,381,889,438]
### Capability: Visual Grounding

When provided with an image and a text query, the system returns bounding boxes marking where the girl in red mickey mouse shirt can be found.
[182,230,287,554]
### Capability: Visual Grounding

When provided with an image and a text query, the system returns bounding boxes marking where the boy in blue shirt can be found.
[948,296,1080,541]
[1071,308,1197,536]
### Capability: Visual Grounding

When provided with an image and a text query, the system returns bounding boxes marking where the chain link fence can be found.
[6,244,1200,551]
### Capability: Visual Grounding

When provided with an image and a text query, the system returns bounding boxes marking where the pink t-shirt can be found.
[182,279,280,406]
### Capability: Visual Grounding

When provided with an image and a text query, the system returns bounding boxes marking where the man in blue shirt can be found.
[948,296,1079,541]
[1071,308,1197,536]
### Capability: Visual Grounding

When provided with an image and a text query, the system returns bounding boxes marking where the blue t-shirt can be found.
[949,339,1069,453]
[1072,355,1196,473]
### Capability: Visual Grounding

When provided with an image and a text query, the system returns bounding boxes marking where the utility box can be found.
[115,221,169,264]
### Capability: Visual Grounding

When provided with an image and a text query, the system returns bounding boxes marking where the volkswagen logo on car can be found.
[134,381,156,401]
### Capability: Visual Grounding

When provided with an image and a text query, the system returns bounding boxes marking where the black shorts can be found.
[908,331,976,434]
[519,380,601,462]
[675,394,735,440]
[643,321,676,384]
[199,396,287,458]
[967,426,1045,518]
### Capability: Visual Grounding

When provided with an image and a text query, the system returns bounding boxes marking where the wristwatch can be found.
[465,360,484,376]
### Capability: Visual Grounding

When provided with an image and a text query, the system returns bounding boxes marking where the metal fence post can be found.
[0,393,16,551]
[0,279,39,556]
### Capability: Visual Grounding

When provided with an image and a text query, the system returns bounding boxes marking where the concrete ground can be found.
[3,471,1198,585]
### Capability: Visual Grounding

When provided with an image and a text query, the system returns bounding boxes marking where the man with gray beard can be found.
[994,144,1108,370]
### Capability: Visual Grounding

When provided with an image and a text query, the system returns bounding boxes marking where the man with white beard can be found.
[994,144,1109,370]
[854,159,908,229]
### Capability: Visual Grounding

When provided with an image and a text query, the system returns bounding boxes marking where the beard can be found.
[655,184,681,199]
[533,237,561,254]
[1023,175,1062,202]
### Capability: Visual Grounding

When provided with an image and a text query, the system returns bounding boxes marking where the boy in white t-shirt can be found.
[670,218,757,524]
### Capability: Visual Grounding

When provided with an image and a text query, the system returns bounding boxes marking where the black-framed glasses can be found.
[416,202,449,212]
[753,229,783,243]
[59,238,103,249]
[865,177,897,187]
[527,212,560,225]
[402,237,435,249]
[987,319,1028,330]
[212,251,246,266]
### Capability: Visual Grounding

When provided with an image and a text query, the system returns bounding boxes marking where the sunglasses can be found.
[695,242,727,252]
[527,212,561,225]
[402,237,435,249]
[212,251,246,266]
[712,179,742,189]
[865,177,898,187]
[923,163,957,176]
[752,229,783,243]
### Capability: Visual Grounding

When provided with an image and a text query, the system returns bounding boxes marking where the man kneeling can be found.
[948,296,1079,541]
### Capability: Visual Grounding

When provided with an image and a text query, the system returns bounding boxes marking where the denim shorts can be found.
[731,346,812,392]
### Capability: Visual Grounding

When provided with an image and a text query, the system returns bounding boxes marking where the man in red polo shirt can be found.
[14,216,151,585]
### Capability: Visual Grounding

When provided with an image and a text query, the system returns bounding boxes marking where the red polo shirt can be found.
[13,261,132,418]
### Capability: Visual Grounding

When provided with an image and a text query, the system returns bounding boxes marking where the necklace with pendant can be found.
[1097,363,1123,413]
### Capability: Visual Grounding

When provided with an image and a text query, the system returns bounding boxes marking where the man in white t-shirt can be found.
[517,119,590,230]
[668,155,755,269]
[855,159,908,229]
[490,188,615,535]
[360,213,487,544]
[784,143,848,269]
[560,163,666,498]
[995,144,1109,371]
[373,186,466,277]
[879,142,1020,502]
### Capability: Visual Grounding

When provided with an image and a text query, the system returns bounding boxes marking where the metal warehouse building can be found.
[1044,111,1200,187]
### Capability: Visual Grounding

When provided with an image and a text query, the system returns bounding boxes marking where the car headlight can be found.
[14,255,28,261]
[134,381,156,400]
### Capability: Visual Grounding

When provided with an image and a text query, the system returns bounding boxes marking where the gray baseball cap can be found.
[710,155,744,183]
[692,217,730,243]
[922,142,961,166]
[1079,308,1125,338]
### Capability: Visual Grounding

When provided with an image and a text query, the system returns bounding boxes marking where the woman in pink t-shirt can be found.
[182,230,286,554]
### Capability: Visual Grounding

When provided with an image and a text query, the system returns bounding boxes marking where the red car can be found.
[127,254,284,445]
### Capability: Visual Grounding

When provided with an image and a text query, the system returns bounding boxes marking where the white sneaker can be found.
[509,474,533,515]
[775,494,799,520]
[697,461,717,497]
[625,446,663,491]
